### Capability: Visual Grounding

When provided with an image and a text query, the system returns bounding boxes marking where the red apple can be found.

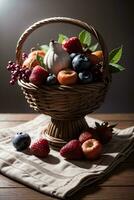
[79,131,92,144]
[81,139,102,160]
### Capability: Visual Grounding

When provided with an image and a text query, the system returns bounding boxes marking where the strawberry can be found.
[29,65,49,86]
[30,138,50,158]
[79,131,93,144]
[60,139,83,160]
[93,122,117,144]
[62,37,83,54]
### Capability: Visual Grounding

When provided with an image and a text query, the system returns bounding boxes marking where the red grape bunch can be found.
[6,53,31,85]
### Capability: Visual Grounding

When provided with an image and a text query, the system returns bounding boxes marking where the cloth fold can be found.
[0,115,134,199]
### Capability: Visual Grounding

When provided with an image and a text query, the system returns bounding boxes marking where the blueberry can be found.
[78,71,93,84]
[46,74,58,85]
[12,132,31,151]
[70,53,78,61]
[72,54,91,72]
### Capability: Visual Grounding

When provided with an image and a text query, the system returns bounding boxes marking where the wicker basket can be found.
[16,17,111,148]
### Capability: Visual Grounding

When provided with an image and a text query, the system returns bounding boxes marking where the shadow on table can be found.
[22,148,60,164]
[68,154,114,169]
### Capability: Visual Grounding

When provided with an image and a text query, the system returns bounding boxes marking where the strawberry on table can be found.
[79,131,93,144]
[60,139,83,160]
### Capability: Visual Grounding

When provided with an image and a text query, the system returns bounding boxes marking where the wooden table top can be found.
[0,113,134,200]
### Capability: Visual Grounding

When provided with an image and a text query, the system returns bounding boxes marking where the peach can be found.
[88,50,103,65]
[22,50,45,69]
[28,50,45,58]
[22,56,40,69]
[57,69,78,85]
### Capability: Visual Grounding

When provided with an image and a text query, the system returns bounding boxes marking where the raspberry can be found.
[30,138,50,158]
[62,37,83,54]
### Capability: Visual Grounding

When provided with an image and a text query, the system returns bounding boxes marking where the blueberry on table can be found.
[12,132,31,151]
[78,71,93,84]
[72,54,91,72]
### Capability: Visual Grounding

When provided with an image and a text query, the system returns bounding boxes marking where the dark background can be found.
[0,0,134,113]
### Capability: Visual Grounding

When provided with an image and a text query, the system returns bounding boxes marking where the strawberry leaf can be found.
[109,46,123,64]
[95,122,100,128]
[58,34,68,43]
[39,45,49,53]
[89,43,99,51]
[103,121,108,126]
[109,63,125,73]
[79,30,91,47]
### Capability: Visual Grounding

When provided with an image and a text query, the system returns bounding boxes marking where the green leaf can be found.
[36,54,45,68]
[89,43,99,51]
[39,45,49,53]
[109,46,123,64]
[109,63,125,73]
[79,30,91,47]
[58,34,68,43]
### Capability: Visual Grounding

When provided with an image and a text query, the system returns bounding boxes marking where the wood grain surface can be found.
[0,113,134,200]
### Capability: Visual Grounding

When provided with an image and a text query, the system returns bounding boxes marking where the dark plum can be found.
[72,54,91,72]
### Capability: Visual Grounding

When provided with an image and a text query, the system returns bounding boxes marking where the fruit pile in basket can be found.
[6,30,124,86]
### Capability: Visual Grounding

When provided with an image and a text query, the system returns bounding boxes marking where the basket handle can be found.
[16,17,110,80]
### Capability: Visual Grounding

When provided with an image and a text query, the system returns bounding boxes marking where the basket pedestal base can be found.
[42,117,89,149]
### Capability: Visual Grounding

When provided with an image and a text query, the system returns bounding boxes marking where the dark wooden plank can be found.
[0,114,134,122]
[0,119,133,129]
[0,188,56,200]
[70,186,134,200]
[0,175,25,188]
[0,187,134,200]
[0,122,23,128]
[101,162,134,186]
[91,113,134,121]
[0,114,38,122]
[114,121,134,129]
